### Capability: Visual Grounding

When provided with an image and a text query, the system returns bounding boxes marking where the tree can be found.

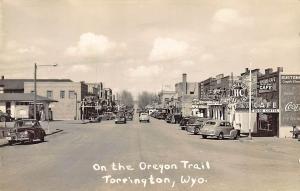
[137,91,158,109]
[119,90,134,107]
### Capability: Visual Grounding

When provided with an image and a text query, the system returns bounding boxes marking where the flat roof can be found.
[0,93,57,102]
[0,79,73,90]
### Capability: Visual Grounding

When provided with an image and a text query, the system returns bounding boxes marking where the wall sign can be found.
[258,77,277,93]
[280,75,300,126]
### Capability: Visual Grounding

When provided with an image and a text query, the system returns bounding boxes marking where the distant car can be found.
[199,120,239,140]
[170,113,182,124]
[89,115,102,123]
[6,119,46,145]
[115,113,126,124]
[156,112,167,120]
[186,118,210,135]
[179,117,190,130]
[125,113,133,121]
[165,114,172,123]
[0,111,11,122]
[139,113,150,123]
[180,116,200,130]
[102,112,115,120]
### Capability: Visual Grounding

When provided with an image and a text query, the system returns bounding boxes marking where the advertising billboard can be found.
[280,75,300,126]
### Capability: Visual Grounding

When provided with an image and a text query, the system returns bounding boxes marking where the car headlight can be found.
[7,132,10,135]
[24,131,28,135]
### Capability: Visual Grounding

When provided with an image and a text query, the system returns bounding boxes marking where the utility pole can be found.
[34,63,37,120]
[248,63,252,139]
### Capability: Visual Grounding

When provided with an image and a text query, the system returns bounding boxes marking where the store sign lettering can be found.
[230,82,248,102]
[285,102,300,112]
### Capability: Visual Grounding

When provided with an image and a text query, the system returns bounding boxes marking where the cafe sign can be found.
[258,77,277,93]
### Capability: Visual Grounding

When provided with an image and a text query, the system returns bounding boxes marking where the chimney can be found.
[182,73,187,95]
[245,68,249,73]
[265,68,273,75]
[277,67,283,73]
[1,76,4,80]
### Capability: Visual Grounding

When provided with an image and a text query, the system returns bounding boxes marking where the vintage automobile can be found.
[115,113,127,124]
[125,113,133,121]
[186,118,210,135]
[89,115,102,123]
[165,114,173,123]
[170,113,183,124]
[139,112,150,123]
[179,117,190,130]
[6,119,46,145]
[199,120,239,140]
[156,112,167,120]
[101,112,115,120]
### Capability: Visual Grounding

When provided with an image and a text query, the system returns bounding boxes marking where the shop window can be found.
[60,90,65,99]
[46,90,53,98]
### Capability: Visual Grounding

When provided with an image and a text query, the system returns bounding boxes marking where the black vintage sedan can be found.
[6,119,46,145]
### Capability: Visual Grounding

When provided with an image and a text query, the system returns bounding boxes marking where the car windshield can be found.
[188,118,196,124]
[205,121,216,125]
[141,113,148,116]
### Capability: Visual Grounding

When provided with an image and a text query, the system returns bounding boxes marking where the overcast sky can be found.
[0,0,299,97]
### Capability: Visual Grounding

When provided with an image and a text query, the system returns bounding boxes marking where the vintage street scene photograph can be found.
[0,0,300,191]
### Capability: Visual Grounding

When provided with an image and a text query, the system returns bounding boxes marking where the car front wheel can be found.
[194,127,200,135]
[202,135,207,139]
[218,133,224,140]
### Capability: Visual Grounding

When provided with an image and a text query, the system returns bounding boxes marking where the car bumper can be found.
[6,136,30,141]
[199,133,216,137]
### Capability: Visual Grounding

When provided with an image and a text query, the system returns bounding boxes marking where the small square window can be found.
[46,90,53,98]
[60,91,65,99]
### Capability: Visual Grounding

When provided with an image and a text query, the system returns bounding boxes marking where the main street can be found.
[1,116,299,191]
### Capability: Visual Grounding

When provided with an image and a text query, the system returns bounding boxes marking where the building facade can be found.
[24,81,88,120]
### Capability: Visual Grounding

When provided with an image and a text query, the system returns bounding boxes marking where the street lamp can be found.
[34,63,58,120]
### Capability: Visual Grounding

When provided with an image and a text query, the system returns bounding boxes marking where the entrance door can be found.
[257,113,278,137]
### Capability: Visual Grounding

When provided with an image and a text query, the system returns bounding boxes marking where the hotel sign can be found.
[230,82,248,103]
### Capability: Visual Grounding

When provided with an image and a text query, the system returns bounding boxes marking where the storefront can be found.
[254,73,280,137]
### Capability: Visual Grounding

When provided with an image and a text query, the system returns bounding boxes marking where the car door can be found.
[223,122,232,136]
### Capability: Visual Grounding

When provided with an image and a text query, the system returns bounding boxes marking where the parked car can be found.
[102,112,115,120]
[199,120,239,140]
[0,111,11,122]
[139,113,150,123]
[179,117,190,130]
[186,118,210,135]
[180,116,200,130]
[89,115,102,123]
[156,112,167,120]
[170,113,182,124]
[6,119,46,145]
[125,113,133,121]
[115,113,126,124]
[165,114,173,123]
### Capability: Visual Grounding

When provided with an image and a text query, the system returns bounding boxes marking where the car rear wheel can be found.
[202,135,207,139]
[8,140,14,145]
[0,116,6,122]
[194,127,200,135]
[218,133,224,140]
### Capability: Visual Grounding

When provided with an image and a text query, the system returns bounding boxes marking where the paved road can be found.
[1,116,300,191]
